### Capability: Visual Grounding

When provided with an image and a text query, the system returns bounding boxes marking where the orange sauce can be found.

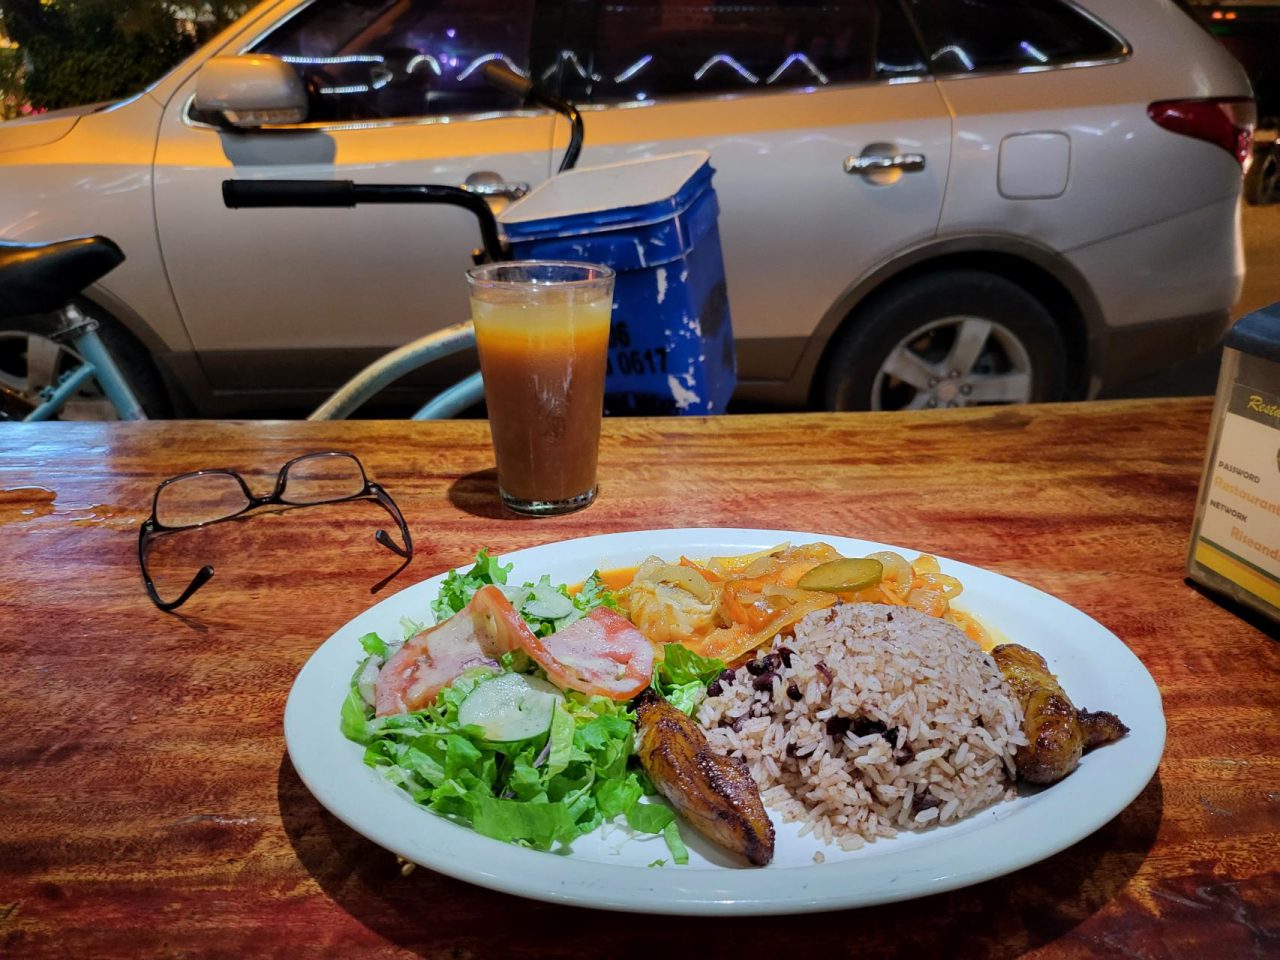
[569,566,637,595]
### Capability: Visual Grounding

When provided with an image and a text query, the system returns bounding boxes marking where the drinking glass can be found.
[466,261,614,516]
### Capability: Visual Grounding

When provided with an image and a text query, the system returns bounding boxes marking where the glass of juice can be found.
[466,260,614,516]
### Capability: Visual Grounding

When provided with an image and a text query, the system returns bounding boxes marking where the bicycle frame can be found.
[21,304,146,421]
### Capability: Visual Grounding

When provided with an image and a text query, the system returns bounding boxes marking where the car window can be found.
[537,0,926,106]
[902,0,1126,75]
[250,0,539,122]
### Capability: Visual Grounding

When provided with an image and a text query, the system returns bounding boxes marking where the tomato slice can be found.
[469,584,540,653]
[375,585,532,717]
[472,584,651,699]
[375,607,501,717]
[378,585,652,714]
[525,607,654,701]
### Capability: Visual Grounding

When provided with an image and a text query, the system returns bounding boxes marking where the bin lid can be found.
[1225,301,1280,362]
[500,150,713,240]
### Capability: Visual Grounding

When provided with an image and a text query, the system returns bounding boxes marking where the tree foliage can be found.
[0,1,251,111]
[0,46,22,120]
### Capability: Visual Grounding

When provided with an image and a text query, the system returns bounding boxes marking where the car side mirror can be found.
[193,55,308,129]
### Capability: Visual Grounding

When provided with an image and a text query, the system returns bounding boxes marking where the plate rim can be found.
[283,526,1166,915]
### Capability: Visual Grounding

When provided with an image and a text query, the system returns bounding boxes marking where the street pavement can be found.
[1238,201,1280,320]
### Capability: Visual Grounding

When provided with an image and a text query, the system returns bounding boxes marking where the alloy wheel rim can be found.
[871,315,1034,412]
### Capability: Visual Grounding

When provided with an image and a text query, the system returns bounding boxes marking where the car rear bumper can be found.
[1088,307,1233,398]
[1065,193,1243,397]
[1066,195,1244,332]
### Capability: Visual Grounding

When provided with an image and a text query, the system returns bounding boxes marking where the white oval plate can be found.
[284,528,1165,915]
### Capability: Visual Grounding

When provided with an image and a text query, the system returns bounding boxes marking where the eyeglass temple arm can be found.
[376,529,409,558]
[139,522,218,613]
[147,563,215,613]
[370,484,413,558]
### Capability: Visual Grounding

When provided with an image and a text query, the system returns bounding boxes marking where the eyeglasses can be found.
[138,451,412,612]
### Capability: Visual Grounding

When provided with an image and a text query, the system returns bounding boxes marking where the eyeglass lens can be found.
[281,453,366,505]
[155,472,250,528]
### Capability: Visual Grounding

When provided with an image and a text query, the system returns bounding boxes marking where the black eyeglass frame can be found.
[138,451,412,612]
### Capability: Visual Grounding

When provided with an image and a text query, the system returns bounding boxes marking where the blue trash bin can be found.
[499,151,736,415]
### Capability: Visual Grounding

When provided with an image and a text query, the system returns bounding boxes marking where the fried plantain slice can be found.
[634,689,775,866]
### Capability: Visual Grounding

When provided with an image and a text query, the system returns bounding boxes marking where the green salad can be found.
[340,550,726,860]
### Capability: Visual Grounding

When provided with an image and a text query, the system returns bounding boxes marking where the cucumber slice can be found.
[457,673,565,742]
[522,579,575,620]
[797,557,884,593]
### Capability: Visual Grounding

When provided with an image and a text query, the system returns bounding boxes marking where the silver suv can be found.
[0,0,1254,417]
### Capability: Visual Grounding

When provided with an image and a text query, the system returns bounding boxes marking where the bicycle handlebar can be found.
[482,61,533,99]
[222,180,507,262]
[222,179,358,208]
[219,64,581,260]
[482,62,582,172]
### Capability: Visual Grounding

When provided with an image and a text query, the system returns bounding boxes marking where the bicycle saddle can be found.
[0,236,124,320]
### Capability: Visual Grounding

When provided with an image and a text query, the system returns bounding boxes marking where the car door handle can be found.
[844,153,927,175]
[463,171,530,200]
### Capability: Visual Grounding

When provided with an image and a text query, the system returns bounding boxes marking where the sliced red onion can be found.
[532,739,553,768]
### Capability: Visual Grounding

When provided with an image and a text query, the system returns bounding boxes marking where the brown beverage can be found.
[467,262,614,515]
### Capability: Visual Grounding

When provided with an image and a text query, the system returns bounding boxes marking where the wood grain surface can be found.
[0,398,1276,959]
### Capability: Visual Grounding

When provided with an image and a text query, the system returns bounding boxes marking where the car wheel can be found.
[0,303,171,421]
[823,270,1067,412]
[1245,142,1280,206]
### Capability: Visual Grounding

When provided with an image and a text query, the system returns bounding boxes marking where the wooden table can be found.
[1,398,1276,958]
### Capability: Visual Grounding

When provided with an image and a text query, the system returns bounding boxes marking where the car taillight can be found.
[1148,97,1256,168]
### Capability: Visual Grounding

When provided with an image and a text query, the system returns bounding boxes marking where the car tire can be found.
[823,270,1068,412]
[1244,142,1280,206]
[0,302,172,420]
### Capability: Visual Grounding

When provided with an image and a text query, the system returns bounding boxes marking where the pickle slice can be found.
[796,557,884,593]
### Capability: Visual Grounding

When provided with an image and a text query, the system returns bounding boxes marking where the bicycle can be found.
[0,236,148,422]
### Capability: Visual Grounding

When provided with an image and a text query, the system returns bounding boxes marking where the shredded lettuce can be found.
[652,644,728,715]
[575,571,621,614]
[431,548,512,622]
[545,701,575,778]
[358,631,388,658]
[340,680,372,743]
[503,571,620,637]
[344,550,693,860]
[430,551,618,639]
[342,655,683,854]
[625,800,676,834]
[663,821,689,865]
